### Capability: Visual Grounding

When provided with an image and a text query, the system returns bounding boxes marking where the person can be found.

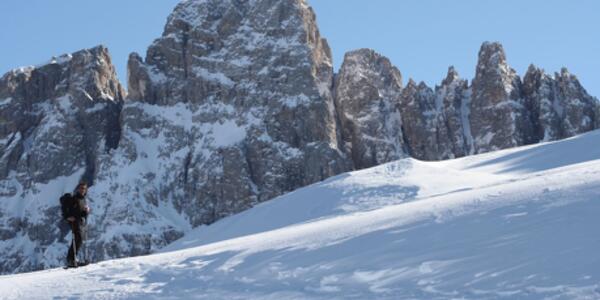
[61,182,91,267]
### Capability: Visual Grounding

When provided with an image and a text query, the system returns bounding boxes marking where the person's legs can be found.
[67,222,82,265]
[74,226,83,259]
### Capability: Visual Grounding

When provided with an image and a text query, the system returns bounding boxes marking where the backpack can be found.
[60,193,72,220]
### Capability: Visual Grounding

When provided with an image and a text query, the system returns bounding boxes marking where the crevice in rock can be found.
[104,101,123,151]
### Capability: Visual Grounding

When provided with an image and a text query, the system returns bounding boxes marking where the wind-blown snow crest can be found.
[1,130,600,299]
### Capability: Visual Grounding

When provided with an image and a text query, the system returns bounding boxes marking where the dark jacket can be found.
[61,193,89,222]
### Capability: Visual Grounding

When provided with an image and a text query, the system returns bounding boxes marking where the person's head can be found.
[76,182,88,196]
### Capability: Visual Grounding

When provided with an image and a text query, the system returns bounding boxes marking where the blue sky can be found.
[1,0,598,96]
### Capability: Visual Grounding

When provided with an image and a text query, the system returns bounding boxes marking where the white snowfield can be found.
[1,131,600,300]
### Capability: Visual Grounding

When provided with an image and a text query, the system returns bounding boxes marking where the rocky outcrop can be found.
[523,65,599,141]
[334,42,598,164]
[402,67,474,160]
[87,0,351,262]
[435,67,472,158]
[0,46,125,273]
[469,42,534,153]
[396,73,468,161]
[334,49,405,169]
[398,79,443,160]
[333,48,473,163]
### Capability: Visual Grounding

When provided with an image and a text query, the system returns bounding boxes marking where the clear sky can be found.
[1,0,598,96]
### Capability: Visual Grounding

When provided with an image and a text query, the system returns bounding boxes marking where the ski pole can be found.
[84,223,88,264]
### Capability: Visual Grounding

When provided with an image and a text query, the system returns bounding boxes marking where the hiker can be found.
[60,182,91,267]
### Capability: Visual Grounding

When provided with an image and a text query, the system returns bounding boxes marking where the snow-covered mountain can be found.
[1,129,599,299]
[1,0,599,275]
[0,46,126,273]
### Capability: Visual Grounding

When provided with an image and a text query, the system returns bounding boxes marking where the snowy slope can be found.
[1,130,600,299]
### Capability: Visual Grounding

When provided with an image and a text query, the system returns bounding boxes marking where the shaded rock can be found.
[523,65,599,142]
[469,42,534,153]
[434,66,472,157]
[334,49,406,169]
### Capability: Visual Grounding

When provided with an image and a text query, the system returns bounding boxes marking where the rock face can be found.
[469,42,534,153]
[398,79,442,160]
[0,46,125,273]
[334,49,405,169]
[333,48,473,162]
[334,42,599,162]
[1,0,599,275]
[333,51,474,165]
[435,67,472,158]
[87,0,351,262]
[523,65,599,141]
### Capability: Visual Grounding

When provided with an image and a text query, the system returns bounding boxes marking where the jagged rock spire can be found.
[442,65,461,86]
[523,63,599,141]
[470,41,533,153]
[399,78,443,160]
[334,48,405,169]
[436,66,472,157]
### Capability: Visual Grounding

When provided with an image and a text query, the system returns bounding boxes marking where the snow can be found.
[477,131,495,148]
[460,88,474,154]
[45,54,73,66]
[209,120,247,147]
[55,95,74,114]
[280,94,311,108]
[229,56,252,67]
[0,97,12,107]
[11,66,34,75]
[80,89,94,101]
[552,96,565,117]
[1,130,600,299]
[132,102,247,148]
[9,53,74,76]
[193,67,235,87]
[2,168,85,220]
[85,103,107,114]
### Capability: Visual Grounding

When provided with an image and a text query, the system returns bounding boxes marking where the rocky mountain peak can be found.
[522,64,548,94]
[523,64,545,81]
[73,45,126,101]
[470,41,532,153]
[0,44,125,184]
[404,78,417,89]
[526,63,541,73]
[522,64,546,96]
[1,45,125,104]
[475,42,511,75]
[558,67,571,77]
[473,41,521,99]
[334,48,404,169]
[86,0,351,265]
[338,48,402,94]
[417,81,430,91]
[0,45,125,273]
[554,67,585,92]
[442,66,461,86]
[129,0,332,105]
